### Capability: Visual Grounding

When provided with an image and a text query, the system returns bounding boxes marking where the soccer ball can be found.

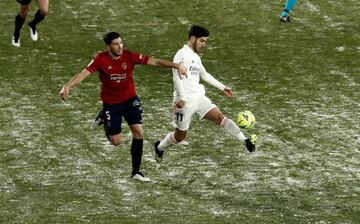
[236,110,256,129]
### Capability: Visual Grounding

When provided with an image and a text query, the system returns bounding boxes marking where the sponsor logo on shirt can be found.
[189,66,200,75]
[110,73,127,82]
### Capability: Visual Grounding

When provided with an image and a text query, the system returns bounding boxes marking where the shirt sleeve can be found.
[130,51,150,65]
[199,63,226,90]
[85,55,100,73]
[173,56,186,100]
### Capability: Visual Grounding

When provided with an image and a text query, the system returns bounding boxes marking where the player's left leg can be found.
[203,107,246,143]
[123,96,150,182]
[199,96,255,152]
[203,107,256,152]
[129,123,144,171]
[128,124,149,182]
[28,0,49,41]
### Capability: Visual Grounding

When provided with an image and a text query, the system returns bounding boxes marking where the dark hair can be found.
[103,32,121,45]
[188,25,209,39]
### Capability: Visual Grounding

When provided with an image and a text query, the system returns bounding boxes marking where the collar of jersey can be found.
[183,44,196,54]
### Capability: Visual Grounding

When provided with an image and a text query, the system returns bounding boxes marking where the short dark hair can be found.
[188,25,209,39]
[103,32,121,45]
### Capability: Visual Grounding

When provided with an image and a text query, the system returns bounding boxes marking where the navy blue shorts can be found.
[103,96,143,135]
[17,0,32,5]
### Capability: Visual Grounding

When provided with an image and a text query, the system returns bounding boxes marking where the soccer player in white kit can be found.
[154,25,256,163]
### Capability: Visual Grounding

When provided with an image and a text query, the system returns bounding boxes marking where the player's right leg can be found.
[102,103,124,146]
[92,109,104,130]
[13,1,31,47]
[108,133,125,145]
[154,100,193,163]
[154,129,187,163]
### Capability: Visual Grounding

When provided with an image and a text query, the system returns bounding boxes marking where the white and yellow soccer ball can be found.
[236,110,256,129]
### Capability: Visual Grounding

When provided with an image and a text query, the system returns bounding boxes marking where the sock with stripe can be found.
[281,0,297,17]
[221,117,246,143]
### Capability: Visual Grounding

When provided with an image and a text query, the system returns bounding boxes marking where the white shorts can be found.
[173,95,217,131]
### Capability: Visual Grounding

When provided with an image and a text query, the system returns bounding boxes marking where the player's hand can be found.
[223,86,233,97]
[175,99,185,108]
[177,64,188,78]
[59,86,69,101]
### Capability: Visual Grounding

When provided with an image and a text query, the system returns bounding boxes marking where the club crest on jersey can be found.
[121,63,127,70]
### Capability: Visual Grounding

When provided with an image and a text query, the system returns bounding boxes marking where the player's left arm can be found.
[199,66,233,97]
[147,57,187,78]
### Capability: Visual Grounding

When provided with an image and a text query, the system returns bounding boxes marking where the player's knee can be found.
[20,7,30,17]
[111,138,123,146]
[175,135,186,142]
[216,113,225,125]
[174,131,186,142]
[110,135,124,146]
[131,128,144,139]
[211,113,224,126]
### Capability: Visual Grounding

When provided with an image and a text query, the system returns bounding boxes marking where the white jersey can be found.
[172,44,225,102]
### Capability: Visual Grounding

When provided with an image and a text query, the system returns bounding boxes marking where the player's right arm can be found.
[59,69,92,101]
[173,56,187,108]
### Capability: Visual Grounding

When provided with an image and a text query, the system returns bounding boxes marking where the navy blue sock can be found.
[14,14,25,41]
[131,138,143,176]
[28,9,45,29]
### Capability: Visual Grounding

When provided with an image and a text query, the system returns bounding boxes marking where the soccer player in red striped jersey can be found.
[59,32,187,182]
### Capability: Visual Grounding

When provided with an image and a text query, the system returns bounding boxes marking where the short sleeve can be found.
[86,55,101,73]
[129,51,149,65]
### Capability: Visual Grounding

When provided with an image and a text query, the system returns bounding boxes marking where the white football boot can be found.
[29,26,38,41]
[12,36,20,47]
[92,110,104,130]
[132,172,151,182]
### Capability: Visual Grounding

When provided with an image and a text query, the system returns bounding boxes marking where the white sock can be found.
[221,117,246,143]
[158,132,177,151]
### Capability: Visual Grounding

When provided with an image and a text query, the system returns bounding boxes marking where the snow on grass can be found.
[304,1,320,12]
[1,0,359,223]
[335,46,345,52]
[177,17,190,26]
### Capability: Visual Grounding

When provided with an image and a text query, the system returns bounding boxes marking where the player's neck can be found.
[108,51,121,60]
[186,42,195,52]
